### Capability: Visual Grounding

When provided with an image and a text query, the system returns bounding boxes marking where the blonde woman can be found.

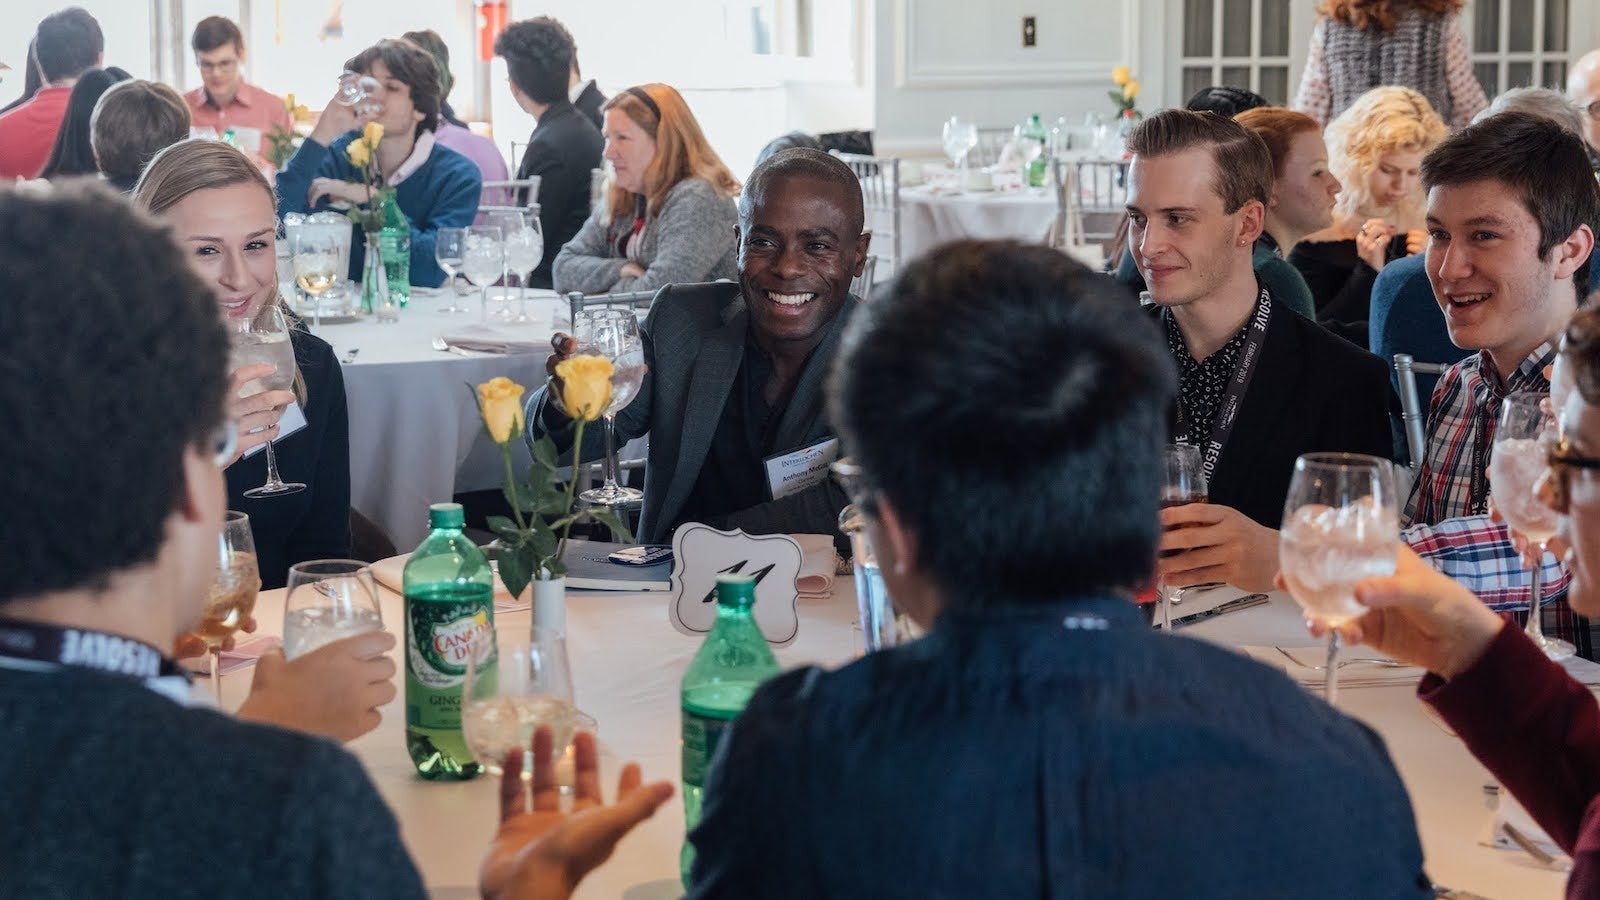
[1290,86,1447,333]
[553,83,740,294]
[135,139,351,592]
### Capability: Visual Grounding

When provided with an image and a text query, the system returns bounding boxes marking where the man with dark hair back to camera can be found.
[183,15,290,170]
[495,17,604,289]
[684,240,1428,898]
[1125,108,1396,593]
[0,180,670,898]
[532,147,870,546]
[0,7,103,178]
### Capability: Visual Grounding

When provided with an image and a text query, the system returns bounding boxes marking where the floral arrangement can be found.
[264,92,311,170]
[342,121,393,233]
[473,364,633,599]
[1109,67,1142,119]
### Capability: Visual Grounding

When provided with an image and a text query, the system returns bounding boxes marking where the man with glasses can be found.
[684,239,1428,897]
[183,15,290,169]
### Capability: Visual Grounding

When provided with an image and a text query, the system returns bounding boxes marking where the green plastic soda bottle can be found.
[1023,113,1049,188]
[679,574,780,886]
[378,192,411,308]
[402,502,495,780]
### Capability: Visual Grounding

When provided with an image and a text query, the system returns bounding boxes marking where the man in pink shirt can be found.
[0,8,103,179]
[183,16,289,168]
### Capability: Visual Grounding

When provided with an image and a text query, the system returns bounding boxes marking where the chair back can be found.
[832,151,901,293]
[480,177,541,210]
[1394,353,1451,470]
[1048,158,1104,269]
[849,254,877,300]
[565,289,658,332]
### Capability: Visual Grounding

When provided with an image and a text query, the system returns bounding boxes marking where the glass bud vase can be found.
[361,231,399,323]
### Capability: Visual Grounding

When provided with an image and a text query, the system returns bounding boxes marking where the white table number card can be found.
[668,523,802,646]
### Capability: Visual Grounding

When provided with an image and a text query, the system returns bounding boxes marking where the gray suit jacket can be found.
[530,281,856,544]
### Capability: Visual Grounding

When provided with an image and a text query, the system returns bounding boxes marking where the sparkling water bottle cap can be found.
[428,502,465,530]
[714,574,757,608]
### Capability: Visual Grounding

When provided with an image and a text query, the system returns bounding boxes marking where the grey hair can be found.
[1475,87,1585,138]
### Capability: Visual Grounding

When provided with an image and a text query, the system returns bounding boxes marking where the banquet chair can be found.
[1393,353,1451,471]
[832,152,901,289]
[850,254,877,300]
[565,288,657,330]
[479,176,541,210]
[1048,158,1103,270]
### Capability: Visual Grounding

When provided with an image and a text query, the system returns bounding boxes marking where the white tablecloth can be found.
[899,183,1057,262]
[224,575,1572,900]
[306,289,562,549]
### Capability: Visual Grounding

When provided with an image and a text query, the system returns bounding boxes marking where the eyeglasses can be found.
[1545,435,1600,511]
[211,419,238,468]
[198,59,239,74]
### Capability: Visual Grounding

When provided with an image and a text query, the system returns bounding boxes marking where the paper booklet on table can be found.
[562,540,672,591]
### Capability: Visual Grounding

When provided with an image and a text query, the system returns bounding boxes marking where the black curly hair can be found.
[0,182,228,603]
[494,17,576,107]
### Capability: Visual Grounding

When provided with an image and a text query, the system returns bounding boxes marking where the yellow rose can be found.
[346,139,370,169]
[1124,80,1140,101]
[554,355,615,423]
[1111,66,1131,87]
[363,121,385,148]
[477,376,527,444]
[284,92,296,111]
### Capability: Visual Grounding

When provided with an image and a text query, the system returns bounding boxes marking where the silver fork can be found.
[1274,646,1410,670]
[341,348,360,365]
[430,336,475,357]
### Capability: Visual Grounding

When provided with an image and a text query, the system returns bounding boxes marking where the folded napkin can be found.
[369,554,528,613]
[1240,645,1425,689]
[439,323,549,355]
[792,533,838,600]
[181,635,282,677]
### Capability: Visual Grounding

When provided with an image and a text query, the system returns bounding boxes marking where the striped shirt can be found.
[1292,11,1487,128]
[1402,344,1572,612]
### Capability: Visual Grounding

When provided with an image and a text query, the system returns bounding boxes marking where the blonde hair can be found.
[133,139,306,403]
[600,83,740,224]
[1325,86,1447,230]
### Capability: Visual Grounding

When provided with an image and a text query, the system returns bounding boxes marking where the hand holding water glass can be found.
[1157,443,1207,629]
[282,560,384,660]
[463,626,578,776]
[1279,452,1399,704]
[229,305,306,497]
[1491,391,1571,659]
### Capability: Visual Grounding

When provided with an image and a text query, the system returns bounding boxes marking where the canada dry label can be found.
[405,592,494,731]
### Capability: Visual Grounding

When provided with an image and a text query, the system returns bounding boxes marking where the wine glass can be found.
[942,116,978,181]
[282,560,384,660]
[335,71,383,117]
[434,226,470,314]
[503,211,545,324]
[462,225,505,323]
[574,307,646,506]
[200,511,261,702]
[1491,391,1572,660]
[229,305,306,498]
[1279,453,1399,704]
[291,222,345,328]
[462,626,577,776]
[1158,443,1208,630]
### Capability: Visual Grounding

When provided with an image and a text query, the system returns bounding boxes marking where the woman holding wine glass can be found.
[136,139,352,591]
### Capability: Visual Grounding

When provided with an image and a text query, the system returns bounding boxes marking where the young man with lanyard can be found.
[684,240,1428,897]
[1125,109,1396,593]
[1402,112,1597,632]
[0,182,670,897]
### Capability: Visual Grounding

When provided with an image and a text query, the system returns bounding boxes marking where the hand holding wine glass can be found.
[200,511,262,701]
[229,305,305,497]
[1490,391,1570,659]
[282,560,384,660]
[1279,453,1399,704]
[1156,443,1206,629]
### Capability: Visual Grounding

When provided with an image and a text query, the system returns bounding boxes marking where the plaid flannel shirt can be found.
[1402,343,1573,616]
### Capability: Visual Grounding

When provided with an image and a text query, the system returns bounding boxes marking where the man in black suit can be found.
[1125,109,1396,592]
[495,18,604,289]
[531,149,870,545]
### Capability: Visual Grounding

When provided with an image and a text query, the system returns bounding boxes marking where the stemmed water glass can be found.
[503,210,545,324]
[1279,453,1399,704]
[282,560,384,660]
[462,626,577,776]
[229,305,306,497]
[291,223,345,328]
[1158,443,1207,630]
[200,511,261,701]
[573,307,646,506]
[942,116,978,183]
[1491,391,1572,660]
[462,225,505,323]
[434,226,471,314]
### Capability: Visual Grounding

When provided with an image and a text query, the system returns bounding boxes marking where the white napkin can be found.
[791,534,838,600]
[1240,645,1425,689]
[439,323,548,355]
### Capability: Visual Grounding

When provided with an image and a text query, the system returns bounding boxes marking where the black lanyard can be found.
[1170,287,1274,482]
[0,617,185,680]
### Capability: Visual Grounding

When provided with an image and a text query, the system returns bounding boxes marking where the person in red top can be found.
[0,8,102,179]
[183,16,290,169]
[1327,307,1600,896]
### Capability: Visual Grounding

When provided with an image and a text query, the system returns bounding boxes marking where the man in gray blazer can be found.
[529,148,871,545]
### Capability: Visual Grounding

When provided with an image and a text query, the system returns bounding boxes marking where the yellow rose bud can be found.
[363,121,385,148]
[477,377,527,444]
[345,139,370,169]
[285,92,296,110]
[1112,66,1131,87]
[554,355,615,423]
[1124,80,1140,101]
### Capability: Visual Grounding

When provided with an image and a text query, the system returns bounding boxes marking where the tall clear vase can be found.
[361,232,399,323]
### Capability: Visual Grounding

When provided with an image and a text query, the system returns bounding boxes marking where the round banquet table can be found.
[301,289,562,550]
[226,576,1574,899]
[898,180,1057,262]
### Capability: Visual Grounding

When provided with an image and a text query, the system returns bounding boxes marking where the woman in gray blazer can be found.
[552,83,740,294]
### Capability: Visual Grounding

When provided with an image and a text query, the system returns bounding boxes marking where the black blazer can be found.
[1155,297,1398,527]
[573,81,606,132]
[516,102,603,289]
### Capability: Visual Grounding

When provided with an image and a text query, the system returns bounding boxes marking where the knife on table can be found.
[1170,593,1269,629]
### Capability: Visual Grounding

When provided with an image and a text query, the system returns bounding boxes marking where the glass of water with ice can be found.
[462,626,577,776]
[282,560,384,660]
[1279,452,1399,705]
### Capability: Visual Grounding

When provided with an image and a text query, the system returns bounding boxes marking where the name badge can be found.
[241,401,307,460]
[763,438,841,502]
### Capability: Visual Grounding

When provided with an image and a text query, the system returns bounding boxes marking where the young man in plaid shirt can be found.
[1405,112,1597,642]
